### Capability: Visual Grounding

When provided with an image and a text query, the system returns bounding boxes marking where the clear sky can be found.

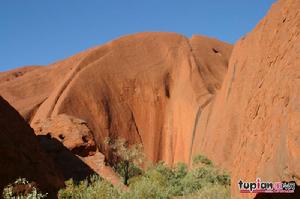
[0,0,276,72]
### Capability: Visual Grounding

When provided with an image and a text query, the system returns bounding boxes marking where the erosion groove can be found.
[189,97,213,164]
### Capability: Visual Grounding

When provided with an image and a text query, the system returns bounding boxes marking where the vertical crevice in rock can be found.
[27,97,48,123]
[226,63,236,101]
[130,110,143,144]
[102,97,112,131]
[163,73,171,98]
[189,97,213,164]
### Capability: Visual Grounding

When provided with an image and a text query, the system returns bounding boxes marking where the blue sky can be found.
[0,0,276,71]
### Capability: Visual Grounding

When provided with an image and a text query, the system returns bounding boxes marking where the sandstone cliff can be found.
[193,0,300,198]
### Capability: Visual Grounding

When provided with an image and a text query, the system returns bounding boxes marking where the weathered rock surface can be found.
[81,151,126,188]
[33,114,97,157]
[33,114,124,186]
[192,0,300,198]
[0,96,64,197]
[0,32,232,166]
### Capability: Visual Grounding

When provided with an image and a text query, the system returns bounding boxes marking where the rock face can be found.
[2,0,299,197]
[0,32,232,166]
[32,114,124,187]
[193,0,300,197]
[33,114,97,157]
[0,96,64,197]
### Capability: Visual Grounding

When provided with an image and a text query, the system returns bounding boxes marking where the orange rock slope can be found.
[193,0,300,197]
[0,96,64,197]
[0,32,232,166]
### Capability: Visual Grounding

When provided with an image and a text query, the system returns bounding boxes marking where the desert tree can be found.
[104,137,144,185]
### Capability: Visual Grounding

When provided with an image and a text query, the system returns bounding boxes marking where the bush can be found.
[123,172,169,199]
[58,175,121,199]
[183,184,231,199]
[193,155,213,166]
[149,161,174,181]
[3,178,47,199]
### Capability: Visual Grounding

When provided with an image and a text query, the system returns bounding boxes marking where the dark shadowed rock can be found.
[0,96,64,198]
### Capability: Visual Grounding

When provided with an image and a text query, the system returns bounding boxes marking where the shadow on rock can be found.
[38,135,95,182]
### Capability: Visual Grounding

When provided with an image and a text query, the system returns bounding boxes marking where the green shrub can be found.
[3,178,47,199]
[58,175,121,199]
[183,184,231,199]
[149,161,174,181]
[123,172,169,199]
[193,155,213,166]
[216,172,231,186]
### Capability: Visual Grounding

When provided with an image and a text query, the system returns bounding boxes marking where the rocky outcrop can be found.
[192,0,300,198]
[33,114,97,157]
[32,114,124,186]
[0,96,64,197]
[0,32,232,166]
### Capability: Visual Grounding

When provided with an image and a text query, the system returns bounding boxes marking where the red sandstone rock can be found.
[0,32,232,166]
[81,152,126,188]
[31,114,124,187]
[33,114,97,157]
[192,0,300,198]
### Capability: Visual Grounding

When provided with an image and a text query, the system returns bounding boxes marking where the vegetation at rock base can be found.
[56,153,231,199]
[58,176,121,199]
[3,139,230,199]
